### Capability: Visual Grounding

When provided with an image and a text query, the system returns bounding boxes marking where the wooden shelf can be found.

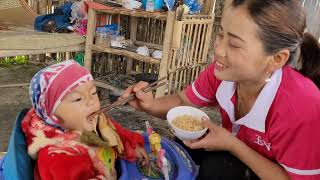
[96,8,168,20]
[95,80,123,92]
[92,44,161,64]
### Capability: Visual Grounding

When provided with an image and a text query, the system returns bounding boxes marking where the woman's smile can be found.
[214,60,228,71]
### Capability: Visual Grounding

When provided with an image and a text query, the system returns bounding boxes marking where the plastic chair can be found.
[0,108,34,180]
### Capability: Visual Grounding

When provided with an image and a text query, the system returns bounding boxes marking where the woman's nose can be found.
[214,38,227,59]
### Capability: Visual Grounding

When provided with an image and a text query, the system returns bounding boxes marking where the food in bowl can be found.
[167,106,209,140]
[172,115,204,131]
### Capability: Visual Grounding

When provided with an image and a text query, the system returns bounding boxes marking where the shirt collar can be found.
[216,69,283,133]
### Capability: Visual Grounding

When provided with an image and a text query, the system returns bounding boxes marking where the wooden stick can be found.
[133,41,163,50]
[0,83,29,88]
[92,45,160,64]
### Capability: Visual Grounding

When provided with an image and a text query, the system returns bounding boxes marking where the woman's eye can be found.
[229,42,241,49]
[92,91,97,95]
[73,98,82,102]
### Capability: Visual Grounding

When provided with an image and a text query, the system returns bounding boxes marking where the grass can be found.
[0,56,29,67]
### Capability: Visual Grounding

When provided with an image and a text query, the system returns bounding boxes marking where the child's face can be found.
[54,81,100,132]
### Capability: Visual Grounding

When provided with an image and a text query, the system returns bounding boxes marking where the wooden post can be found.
[203,0,217,15]
[84,8,97,71]
[38,0,48,14]
[47,0,53,14]
[126,17,138,75]
[66,52,70,60]
[155,11,175,97]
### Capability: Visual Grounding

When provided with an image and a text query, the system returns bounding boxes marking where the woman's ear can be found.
[269,49,290,71]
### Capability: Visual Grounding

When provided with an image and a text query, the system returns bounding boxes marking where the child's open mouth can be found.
[87,111,99,121]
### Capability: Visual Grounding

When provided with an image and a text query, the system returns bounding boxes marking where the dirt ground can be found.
[0,63,221,152]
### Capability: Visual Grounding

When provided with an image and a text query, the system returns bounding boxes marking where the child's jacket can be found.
[22,108,144,180]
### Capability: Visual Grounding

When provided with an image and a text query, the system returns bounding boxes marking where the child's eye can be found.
[92,91,97,95]
[73,98,82,102]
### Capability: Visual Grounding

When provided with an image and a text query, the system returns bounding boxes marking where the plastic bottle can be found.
[146,0,154,12]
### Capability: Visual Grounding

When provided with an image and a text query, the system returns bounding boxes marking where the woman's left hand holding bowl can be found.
[183,117,237,152]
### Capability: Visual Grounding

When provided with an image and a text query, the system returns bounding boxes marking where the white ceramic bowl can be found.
[167,106,208,140]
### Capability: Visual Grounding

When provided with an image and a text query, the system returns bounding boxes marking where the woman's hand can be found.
[135,145,149,166]
[183,117,236,151]
[119,81,155,112]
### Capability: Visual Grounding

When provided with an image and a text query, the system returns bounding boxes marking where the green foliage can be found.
[0,56,29,66]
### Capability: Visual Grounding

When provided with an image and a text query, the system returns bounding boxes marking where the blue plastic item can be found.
[96,24,120,36]
[0,109,198,180]
[0,157,5,180]
[142,0,163,10]
[34,2,73,32]
[184,0,202,14]
[1,109,34,180]
[164,0,175,11]
[119,134,198,180]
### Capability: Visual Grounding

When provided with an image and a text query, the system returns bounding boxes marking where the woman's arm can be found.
[229,136,290,180]
[120,81,197,119]
[145,90,196,119]
[184,119,290,180]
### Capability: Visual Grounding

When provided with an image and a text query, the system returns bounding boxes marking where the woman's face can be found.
[213,5,272,84]
[54,81,100,132]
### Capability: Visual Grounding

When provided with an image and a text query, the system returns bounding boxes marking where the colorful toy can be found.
[118,121,198,180]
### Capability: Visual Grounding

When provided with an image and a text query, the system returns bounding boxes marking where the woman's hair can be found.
[231,0,320,88]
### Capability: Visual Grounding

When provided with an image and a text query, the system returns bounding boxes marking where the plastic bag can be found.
[136,46,150,56]
[70,0,87,23]
[183,0,202,14]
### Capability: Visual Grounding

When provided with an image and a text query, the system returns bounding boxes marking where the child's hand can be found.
[135,145,149,166]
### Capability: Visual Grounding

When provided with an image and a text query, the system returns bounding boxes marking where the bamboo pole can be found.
[190,23,203,83]
[66,52,70,60]
[84,8,97,71]
[126,17,138,75]
[155,11,175,97]
[193,24,207,82]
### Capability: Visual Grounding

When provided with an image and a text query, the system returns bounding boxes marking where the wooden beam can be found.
[0,83,29,88]
[96,8,168,20]
[133,40,163,50]
[95,81,123,93]
[0,46,84,57]
[92,45,161,64]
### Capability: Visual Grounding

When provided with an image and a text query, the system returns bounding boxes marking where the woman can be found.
[120,0,320,179]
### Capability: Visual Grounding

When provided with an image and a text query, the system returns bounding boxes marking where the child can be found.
[22,60,148,180]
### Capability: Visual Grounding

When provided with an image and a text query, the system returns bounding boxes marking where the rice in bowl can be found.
[172,115,204,131]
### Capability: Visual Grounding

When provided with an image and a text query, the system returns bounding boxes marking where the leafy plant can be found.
[0,56,29,66]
